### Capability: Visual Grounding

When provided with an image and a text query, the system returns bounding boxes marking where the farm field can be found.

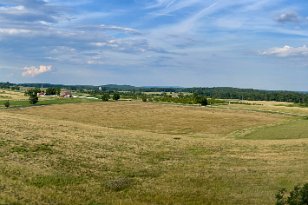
[0,102,307,205]
[0,89,27,100]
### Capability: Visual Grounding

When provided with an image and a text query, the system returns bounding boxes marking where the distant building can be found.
[37,91,45,97]
[99,87,102,91]
[60,90,72,98]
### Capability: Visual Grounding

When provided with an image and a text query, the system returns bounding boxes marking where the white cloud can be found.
[0,5,26,14]
[262,45,308,57]
[276,12,299,23]
[0,28,32,35]
[22,65,53,77]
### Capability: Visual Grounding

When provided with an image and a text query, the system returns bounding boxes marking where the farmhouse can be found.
[37,91,45,97]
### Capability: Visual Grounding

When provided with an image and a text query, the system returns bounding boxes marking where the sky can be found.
[0,0,308,90]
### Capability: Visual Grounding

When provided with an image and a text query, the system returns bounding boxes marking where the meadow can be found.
[0,99,307,204]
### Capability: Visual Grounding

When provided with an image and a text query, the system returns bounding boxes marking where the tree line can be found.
[2,82,308,104]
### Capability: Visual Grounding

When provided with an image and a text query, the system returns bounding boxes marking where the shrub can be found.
[101,93,110,101]
[141,95,147,102]
[275,183,308,205]
[4,100,10,108]
[199,97,208,106]
[193,93,208,106]
[112,93,120,101]
[29,95,39,104]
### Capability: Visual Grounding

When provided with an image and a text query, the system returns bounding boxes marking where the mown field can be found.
[0,89,26,100]
[0,101,307,205]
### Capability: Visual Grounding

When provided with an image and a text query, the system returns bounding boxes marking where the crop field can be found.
[0,101,307,205]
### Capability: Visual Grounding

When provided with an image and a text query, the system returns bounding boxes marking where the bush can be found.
[199,97,208,106]
[29,95,39,104]
[4,100,10,108]
[101,93,110,101]
[275,183,308,205]
[193,94,208,106]
[141,95,147,102]
[112,93,120,101]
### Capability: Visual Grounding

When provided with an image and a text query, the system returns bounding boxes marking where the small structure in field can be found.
[37,91,45,97]
[60,90,72,98]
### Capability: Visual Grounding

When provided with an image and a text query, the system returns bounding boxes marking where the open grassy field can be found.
[0,102,307,205]
[0,89,27,100]
[0,98,99,109]
[0,88,99,109]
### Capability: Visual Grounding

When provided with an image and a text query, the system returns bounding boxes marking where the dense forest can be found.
[1,82,308,103]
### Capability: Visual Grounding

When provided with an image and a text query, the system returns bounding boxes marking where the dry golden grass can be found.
[0,102,307,205]
[0,89,27,100]
[11,102,283,136]
[224,101,308,116]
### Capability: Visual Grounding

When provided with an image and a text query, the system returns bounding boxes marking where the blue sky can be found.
[1,0,308,90]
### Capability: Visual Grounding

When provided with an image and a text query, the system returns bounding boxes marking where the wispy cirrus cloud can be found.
[22,65,53,77]
[146,0,205,16]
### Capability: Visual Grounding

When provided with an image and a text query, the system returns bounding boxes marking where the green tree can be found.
[46,87,60,95]
[113,93,120,101]
[141,95,147,102]
[193,93,208,106]
[29,95,39,104]
[4,100,10,108]
[101,93,110,101]
[26,89,39,105]
[199,97,208,106]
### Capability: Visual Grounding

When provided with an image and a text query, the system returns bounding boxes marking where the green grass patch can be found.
[11,145,30,153]
[0,139,9,147]
[240,120,308,140]
[32,143,54,153]
[11,143,55,154]
[30,174,84,188]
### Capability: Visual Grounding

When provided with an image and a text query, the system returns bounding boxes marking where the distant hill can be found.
[100,84,137,91]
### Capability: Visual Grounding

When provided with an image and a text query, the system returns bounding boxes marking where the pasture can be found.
[0,102,307,205]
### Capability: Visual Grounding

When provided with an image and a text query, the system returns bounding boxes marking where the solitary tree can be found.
[27,89,39,105]
[29,95,39,104]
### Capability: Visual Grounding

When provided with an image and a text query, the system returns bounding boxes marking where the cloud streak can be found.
[262,45,308,57]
